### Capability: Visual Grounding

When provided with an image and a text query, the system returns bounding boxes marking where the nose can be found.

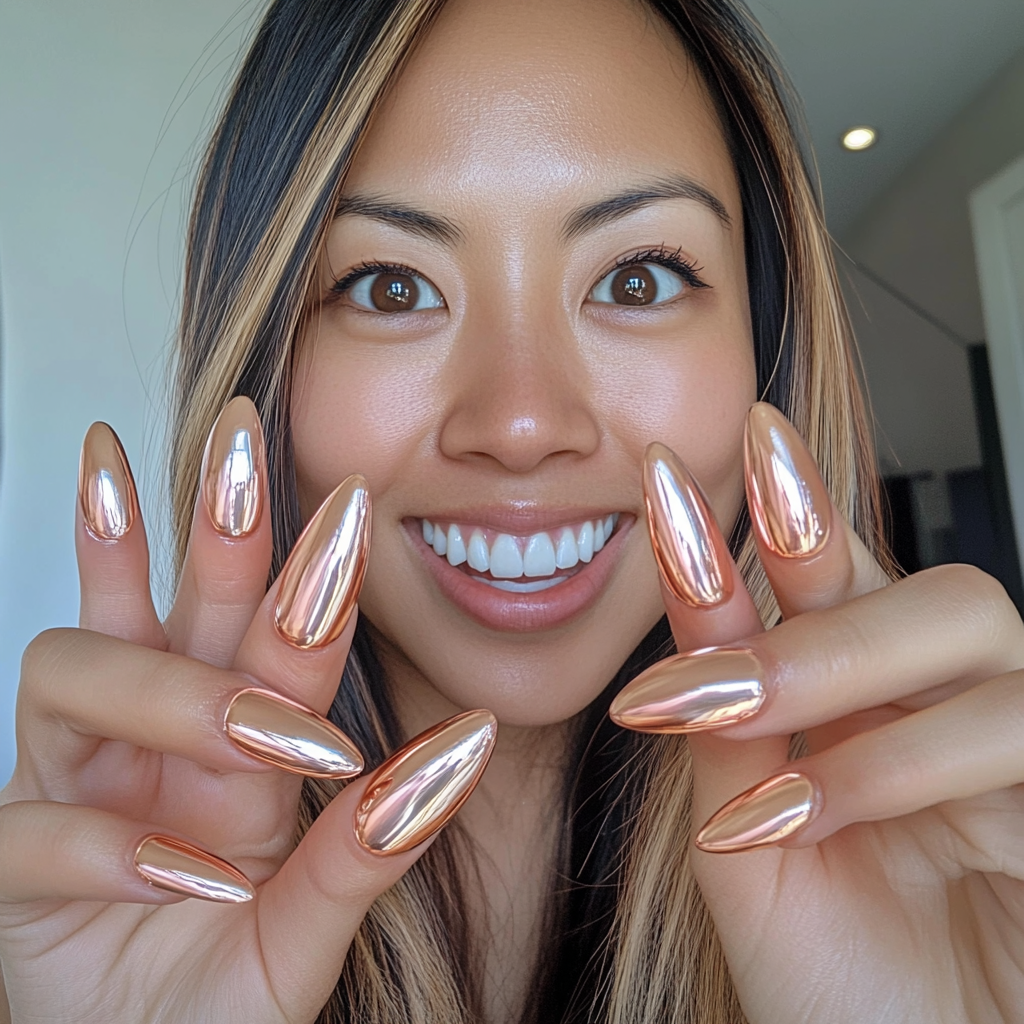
[438,308,601,475]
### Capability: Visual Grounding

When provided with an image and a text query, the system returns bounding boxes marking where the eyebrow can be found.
[334,194,461,245]
[562,175,731,240]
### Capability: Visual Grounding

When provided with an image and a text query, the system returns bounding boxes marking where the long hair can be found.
[169,1,885,1021]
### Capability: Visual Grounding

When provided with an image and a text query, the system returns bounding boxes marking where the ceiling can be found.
[744,0,1024,235]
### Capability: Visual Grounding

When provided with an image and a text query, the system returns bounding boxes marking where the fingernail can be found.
[643,442,732,607]
[354,709,497,856]
[78,422,139,540]
[202,396,265,537]
[610,647,764,732]
[744,404,831,558]
[225,687,364,778]
[275,475,371,649]
[134,835,255,903]
[695,771,820,853]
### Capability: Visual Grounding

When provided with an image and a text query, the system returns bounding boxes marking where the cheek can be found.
[290,330,446,511]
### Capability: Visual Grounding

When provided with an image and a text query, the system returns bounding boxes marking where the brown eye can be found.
[611,265,656,305]
[590,261,686,307]
[370,272,418,311]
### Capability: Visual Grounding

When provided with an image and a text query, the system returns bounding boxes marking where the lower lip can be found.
[407,519,633,633]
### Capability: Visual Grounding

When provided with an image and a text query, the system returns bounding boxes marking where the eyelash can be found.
[607,246,709,290]
[328,248,709,301]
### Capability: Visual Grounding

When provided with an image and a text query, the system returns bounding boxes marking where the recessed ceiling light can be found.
[842,126,877,151]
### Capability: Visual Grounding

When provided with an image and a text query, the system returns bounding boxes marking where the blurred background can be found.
[2,0,1024,783]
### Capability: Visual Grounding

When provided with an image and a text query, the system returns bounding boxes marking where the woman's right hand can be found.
[0,399,495,1024]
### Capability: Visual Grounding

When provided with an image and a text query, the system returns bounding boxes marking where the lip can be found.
[406,512,635,632]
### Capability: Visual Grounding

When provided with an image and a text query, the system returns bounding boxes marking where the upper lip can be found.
[407,505,634,534]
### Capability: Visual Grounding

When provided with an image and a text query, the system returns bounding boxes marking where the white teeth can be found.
[422,520,434,545]
[446,524,467,567]
[594,518,606,552]
[483,577,567,593]
[523,532,557,577]
[555,527,579,569]
[577,521,594,563]
[604,514,615,539]
[489,533,524,578]
[432,524,447,556]
[467,529,490,572]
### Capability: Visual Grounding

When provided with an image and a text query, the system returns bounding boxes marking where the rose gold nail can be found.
[643,442,732,607]
[354,709,497,856]
[134,835,254,903]
[695,771,820,853]
[78,422,139,540]
[225,687,363,778]
[610,647,764,733]
[202,396,266,537]
[275,475,371,649]
[744,404,831,558]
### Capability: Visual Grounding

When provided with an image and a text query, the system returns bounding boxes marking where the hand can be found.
[613,403,1024,1024]
[0,400,495,1024]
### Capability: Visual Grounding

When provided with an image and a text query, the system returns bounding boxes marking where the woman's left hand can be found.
[613,403,1024,1024]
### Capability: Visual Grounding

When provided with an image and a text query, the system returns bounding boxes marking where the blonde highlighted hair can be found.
[170,1,884,1020]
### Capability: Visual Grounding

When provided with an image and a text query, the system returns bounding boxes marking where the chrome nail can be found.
[610,647,764,732]
[354,709,497,856]
[202,396,265,538]
[643,442,732,607]
[134,835,254,903]
[744,404,831,558]
[225,687,363,778]
[78,422,138,540]
[275,475,371,649]
[695,771,820,853]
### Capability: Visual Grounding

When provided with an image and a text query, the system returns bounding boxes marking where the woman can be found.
[2,0,1023,1021]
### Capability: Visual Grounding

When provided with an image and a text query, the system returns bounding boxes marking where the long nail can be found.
[695,771,820,853]
[643,443,732,607]
[134,835,254,903]
[610,647,764,732]
[275,475,371,649]
[202,397,266,537]
[744,404,831,558]
[78,422,139,540]
[225,687,364,778]
[355,709,497,856]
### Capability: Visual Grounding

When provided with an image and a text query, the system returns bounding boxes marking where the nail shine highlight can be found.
[78,422,139,541]
[203,397,265,537]
[134,835,254,903]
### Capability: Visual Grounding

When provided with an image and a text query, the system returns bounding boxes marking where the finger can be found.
[256,710,495,1020]
[694,668,1024,853]
[76,423,165,649]
[613,563,1024,743]
[629,442,787,828]
[163,398,273,667]
[0,800,253,905]
[19,629,361,780]
[744,402,889,617]
[231,474,370,714]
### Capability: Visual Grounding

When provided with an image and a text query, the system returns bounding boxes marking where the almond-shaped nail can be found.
[78,422,139,540]
[610,647,764,732]
[744,404,831,558]
[202,396,266,537]
[643,442,732,607]
[134,835,254,903]
[695,771,820,853]
[355,709,497,856]
[275,475,371,649]
[225,687,364,778]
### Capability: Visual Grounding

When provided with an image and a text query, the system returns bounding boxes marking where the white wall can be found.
[0,0,251,783]
[842,45,1024,477]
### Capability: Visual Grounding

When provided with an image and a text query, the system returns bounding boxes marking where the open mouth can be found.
[419,514,621,592]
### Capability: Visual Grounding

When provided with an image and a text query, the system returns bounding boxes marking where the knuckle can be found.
[18,628,82,710]
[922,563,1016,638]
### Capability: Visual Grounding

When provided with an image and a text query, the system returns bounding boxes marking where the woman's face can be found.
[292,0,756,728]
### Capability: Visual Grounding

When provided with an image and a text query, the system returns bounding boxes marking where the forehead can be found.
[345,0,739,214]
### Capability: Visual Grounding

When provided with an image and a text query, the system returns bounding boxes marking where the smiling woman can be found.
[4,1,1024,1023]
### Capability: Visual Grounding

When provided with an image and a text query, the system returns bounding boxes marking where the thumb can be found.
[254,710,496,1019]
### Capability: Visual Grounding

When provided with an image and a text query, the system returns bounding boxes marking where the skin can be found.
[3,1,1024,1023]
